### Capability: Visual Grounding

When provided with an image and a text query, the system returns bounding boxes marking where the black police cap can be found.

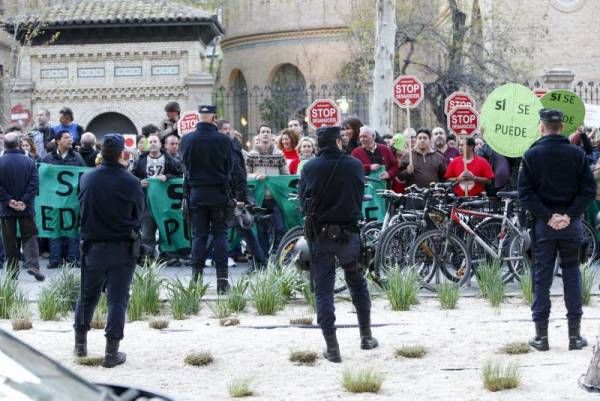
[316,126,341,142]
[198,105,217,114]
[539,108,563,123]
[102,133,125,151]
[165,102,181,113]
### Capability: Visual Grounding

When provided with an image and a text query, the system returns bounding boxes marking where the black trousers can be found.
[0,216,39,274]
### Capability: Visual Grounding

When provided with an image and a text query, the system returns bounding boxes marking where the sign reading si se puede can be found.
[177,111,200,136]
[480,83,543,158]
[393,75,424,108]
[307,99,341,130]
[540,90,585,136]
[447,106,479,137]
[444,91,476,115]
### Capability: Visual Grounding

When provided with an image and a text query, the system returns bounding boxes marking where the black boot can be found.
[191,265,203,283]
[359,327,379,350]
[568,319,588,350]
[74,331,87,357]
[322,332,342,363]
[217,278,230,295]
[529,320,549,351]
[103,338,126,368]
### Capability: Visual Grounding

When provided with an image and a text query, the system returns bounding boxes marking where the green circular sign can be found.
[480,83,543,158]
[540,90,585,136]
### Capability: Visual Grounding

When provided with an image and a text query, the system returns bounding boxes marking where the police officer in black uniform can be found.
[180,105,235,294]
[74,134,144,368]
[298,126,378,363]
[518,109,596,351]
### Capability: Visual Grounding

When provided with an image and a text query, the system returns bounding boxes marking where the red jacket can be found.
[351,144,399,187]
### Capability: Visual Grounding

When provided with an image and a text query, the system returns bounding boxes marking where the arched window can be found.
[230,69,248,136]
[261,64,307,131]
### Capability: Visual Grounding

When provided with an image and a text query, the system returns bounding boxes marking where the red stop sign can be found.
[10,104,32,128]
[307,99,341,130]
[444,91,476,115]
[447,106,479,136]
[534,88,548,98]
[177,111,200,136]
[393,75,424,108]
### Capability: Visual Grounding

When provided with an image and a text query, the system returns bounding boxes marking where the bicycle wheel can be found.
[409,229,471,291]
[374,221,421,276]
[582,220,598,263]
[274,226,304,269]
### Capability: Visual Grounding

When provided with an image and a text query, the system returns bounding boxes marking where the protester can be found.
[0,132,44,281]
[42,130,85,268]
[79,132,99,168]
[474,136,484,154]
[518,109,596,352]
[341,117,362,154]
[74,134,144,368]
[351,126,398,189]
[246,124,289,256]
[142,124,160,138]
[163,133,182,165]
[29,109,53,157]
[296,137,316,173]
[277,128,300,174]
[132,133,183,263]
[432,127,459,165]
[398,128,446,188]
[287,118,303,136]
[447,133,458,150]
[52,107,84,147]
[444,137,494,197]
[299,126,378,363]
[181,106,235,293]
[20,136,42,162]
[160,102,181,138]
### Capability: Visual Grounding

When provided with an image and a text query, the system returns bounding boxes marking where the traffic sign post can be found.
[393,75,424,166]
[306,99,341,130]
[444,91,476,115]
[177,111,200,136]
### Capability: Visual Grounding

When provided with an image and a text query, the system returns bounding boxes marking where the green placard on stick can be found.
[540,90,585,136]
[480,83,543,158]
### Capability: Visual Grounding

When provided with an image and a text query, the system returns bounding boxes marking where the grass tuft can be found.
[228,378,254,398]
[10,298,32,331]
[300,282,316,312]
[581,261,597,306]
[289,350,318,365]
[0,269,23,319]
[227,277,248,313]
[38,287,64,321]
[250,267,285,315]
[437,281,460,309]
[342,367,384,393]
[91,292,108,329]
[128,260,164,321]
[499,342,530,355]
[167,277,209,320]
[395,344,427,359]
[184,351,214,367]
[208,297,232,319]
[519,268,533,305]
[384,267,420,311]
[75,356,104,367]
[482,360,520,392]
[476,260,505,307]
[149,317,170,330]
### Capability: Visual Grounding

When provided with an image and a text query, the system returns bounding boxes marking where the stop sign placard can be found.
[10,104,32,128]
[307,99,341,130]
[444,91,476,115]
[393,75,424,108]
[447,106,479,136]
[178,111,200,136]
[534,88,548,98]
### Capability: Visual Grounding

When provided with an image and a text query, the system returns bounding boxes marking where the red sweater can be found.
[283,149,300,174]
[351,144,399,187]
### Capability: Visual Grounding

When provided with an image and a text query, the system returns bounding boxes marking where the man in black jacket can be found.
[132,132,183,262]
[79,132,99,168]
[0,133,44,281]
[518,109,596,352]
[42,130,86,269]
[74,134,144,368]
[181,106,235,293]
[299,126,378,363]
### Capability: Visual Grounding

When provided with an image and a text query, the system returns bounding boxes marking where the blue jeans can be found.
[49,237,80,265]
[311,233,371,335]
[532,219,583,322]
[237,226,266,267]
[74,242,135,340]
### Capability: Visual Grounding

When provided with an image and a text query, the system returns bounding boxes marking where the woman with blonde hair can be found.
[296,136,316,173]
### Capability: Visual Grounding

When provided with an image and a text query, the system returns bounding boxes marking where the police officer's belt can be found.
[317,224,359,242]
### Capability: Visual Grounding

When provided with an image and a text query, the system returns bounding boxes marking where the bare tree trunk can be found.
[370,0,396,137]
[583,328,600,391]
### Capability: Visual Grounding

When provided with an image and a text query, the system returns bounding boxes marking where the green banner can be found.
[35,164,90,238]
[145,178,190,252]
[480,83,543,158]
[540,90,585,136]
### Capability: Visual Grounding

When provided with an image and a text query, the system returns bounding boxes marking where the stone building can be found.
[3,0,222,137]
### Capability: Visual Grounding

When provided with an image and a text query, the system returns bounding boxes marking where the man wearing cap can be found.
[299,126,378,363]
[160,101,181,139]
[180,105,235,293]
[518,108,596,352]
[74,134,144,368]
